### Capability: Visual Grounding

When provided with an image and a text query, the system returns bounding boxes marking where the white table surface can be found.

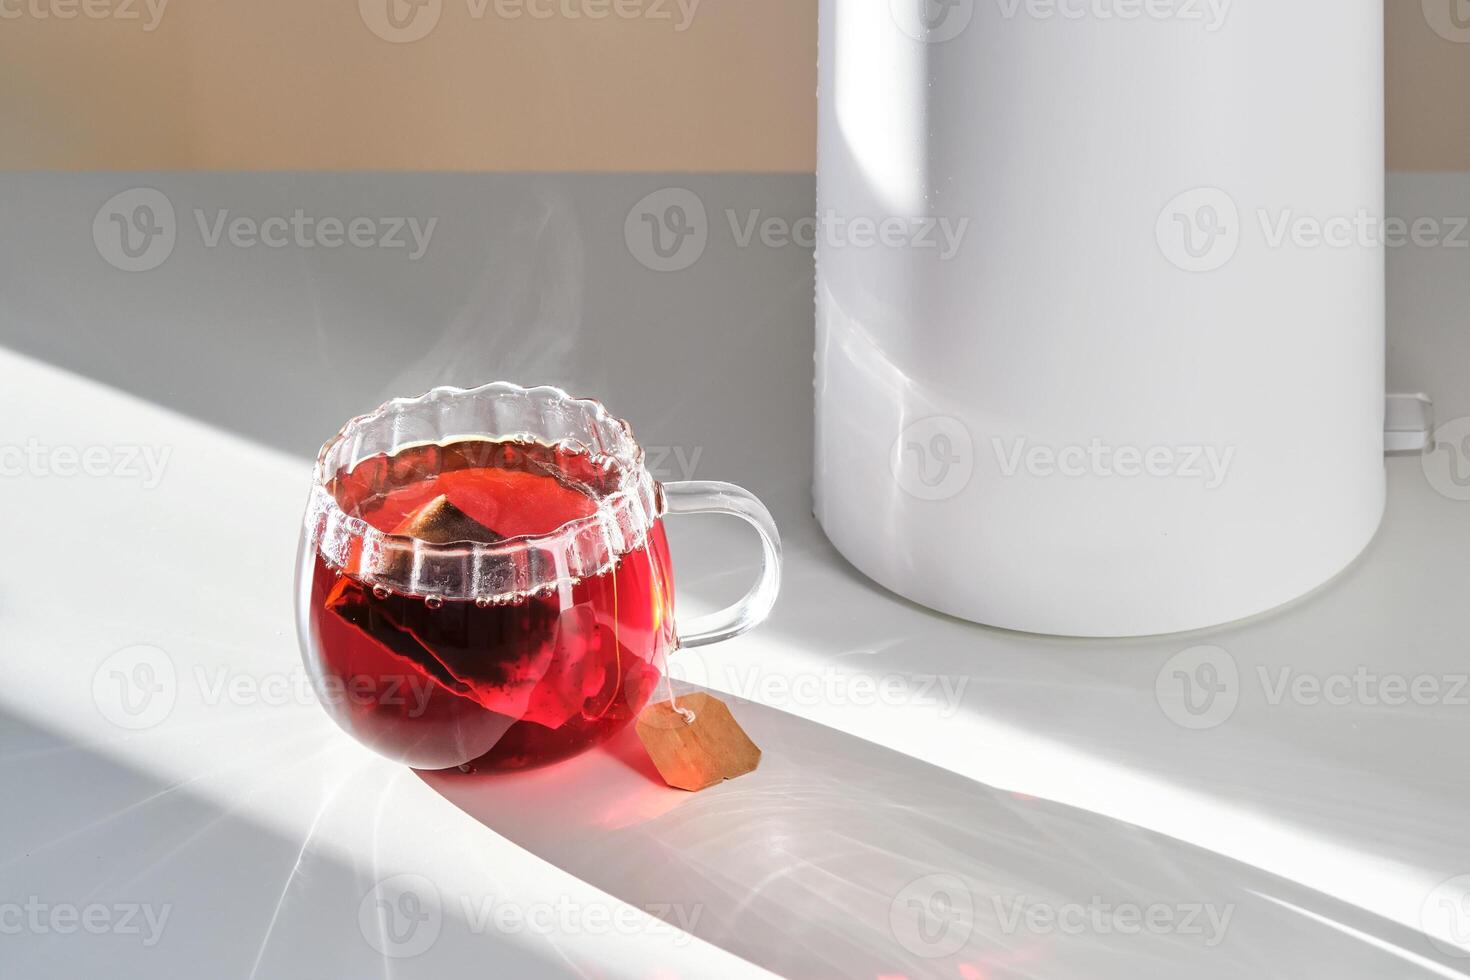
[2,172,1468,979]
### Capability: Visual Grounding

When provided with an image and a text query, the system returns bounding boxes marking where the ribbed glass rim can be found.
[303,382,661,602]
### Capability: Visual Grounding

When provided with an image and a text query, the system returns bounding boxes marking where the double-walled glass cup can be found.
[294,384,781,771]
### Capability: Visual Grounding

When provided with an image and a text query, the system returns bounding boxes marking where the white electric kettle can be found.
[815,0,1387,636]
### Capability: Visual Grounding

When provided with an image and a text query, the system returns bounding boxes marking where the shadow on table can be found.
[421,689,1461,980]
[705,486,1470,928]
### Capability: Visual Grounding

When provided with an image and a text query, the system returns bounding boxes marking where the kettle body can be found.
[815,0,1386,636]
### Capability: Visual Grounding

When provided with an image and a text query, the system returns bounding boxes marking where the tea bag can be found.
[394,494,505,544]
[357,495,555,719]
[390,494,603,731]
[636,692,761,792]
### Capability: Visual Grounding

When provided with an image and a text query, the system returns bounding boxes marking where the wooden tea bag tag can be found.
[635,692,761,792]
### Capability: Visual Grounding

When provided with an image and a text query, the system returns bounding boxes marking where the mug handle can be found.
[661,481,782,648]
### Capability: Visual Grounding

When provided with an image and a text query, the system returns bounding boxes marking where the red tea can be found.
[304,438,675,771]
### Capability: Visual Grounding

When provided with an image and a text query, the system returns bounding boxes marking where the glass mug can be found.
[294,383,781,771]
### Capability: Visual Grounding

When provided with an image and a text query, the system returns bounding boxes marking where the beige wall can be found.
[1386,0,1470,171]
[1,1,1465,171]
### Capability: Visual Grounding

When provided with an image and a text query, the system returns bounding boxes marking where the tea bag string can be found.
[648,554,695,725]
[664,667,696,725]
